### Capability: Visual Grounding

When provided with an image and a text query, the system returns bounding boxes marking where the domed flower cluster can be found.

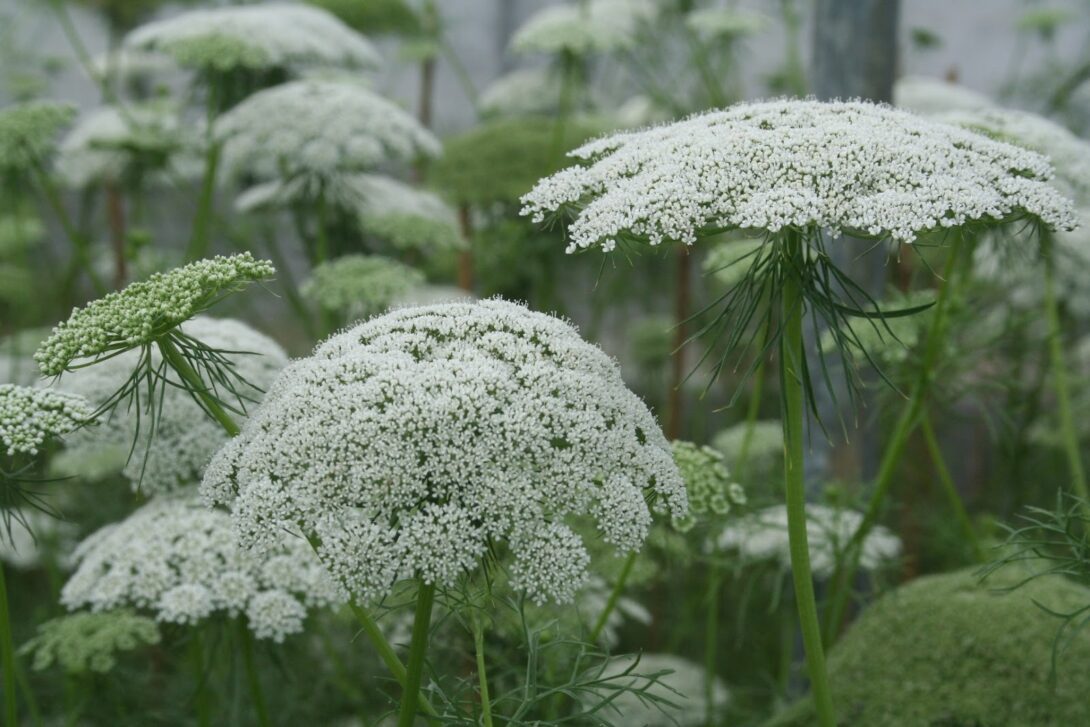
[124,3,381,74]
[202,300,687,605]
[55,317,288,494]
[510,0,656,56]
[0,384,91,457]
[893,76,996,116]
[302,255,425,322]
[35,253,274,377]
[670,441,746,532]
[716,504,902,577]
[521,99,1077,251]
[56,103,200,189]
[217,80,440,184]
[0,101,75,173]
[21,610,161,674]
[685,8,770,39]
[62,496,345,642]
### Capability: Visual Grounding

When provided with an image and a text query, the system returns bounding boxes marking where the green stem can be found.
[186,142,221,261]
[0,564,18,727]
[397,581,436,727]
[472,611,494,727]
[238,622,270,727]
[589,551,637,643]
[31,161,106,295]
[919,415,984,561]
[780,230,835,727]
[346,602,438,718]
[192,629,211,727]
[823,238,965,643]
[1042,235,1090,508]
[703,565,722,727]
[157,336,241,437]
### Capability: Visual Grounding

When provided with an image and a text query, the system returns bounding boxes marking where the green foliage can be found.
[20,610,160,674]
[305,0,422,36]
[773,567,1090,726]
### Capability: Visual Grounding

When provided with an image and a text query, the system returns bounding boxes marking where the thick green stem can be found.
[0,564,18,727]
[920,415,984,561]
[589,551,637,643]
[192,629,211,727]
[1042,238,1090,507]
[703,565,722,727]
[472,611,494,727]
[823,238,965,642]
[397,581,436,727]
[157,337,241,437]
[346,602,438,718]
[780,231,836,727]
[239,622,270,727]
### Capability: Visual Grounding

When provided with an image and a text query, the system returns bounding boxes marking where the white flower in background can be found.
[218,80,440,184]
[615,95,673,128]
[685,8,770,39]
[301,255,425,322]
[711,420,783,471]
[510,0,657,56]
[203,300,687,606]
[0,509,77,570]
[0,101,75,174]
[522,99,1075,252]
[893,76,996,115]
[61,495,345,642]
[578,575,651,648]
[391,285,475,309]
[90,48,174,86]
[53,317,287,494]
[479,67,564,118]
[124,3,381,74]
[717,504,902,577]
[0,385,91,457]
[590,653,730,727]
[55,103,200,188]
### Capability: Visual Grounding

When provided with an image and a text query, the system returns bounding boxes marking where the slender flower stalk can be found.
[472,610,494,727]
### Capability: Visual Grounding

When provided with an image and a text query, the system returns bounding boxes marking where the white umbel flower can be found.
[54,317,288,495]
[217,80,440,184]
[510,0,657,56]
[893,76,996,115]
[716,504,902,577]
[479,67,564,118]
[61,495,345,642]
[202,299,686,605]
[685,8,770,39]
[0,385,91,457]
[124,3,381,73]
[521,99,1076,251]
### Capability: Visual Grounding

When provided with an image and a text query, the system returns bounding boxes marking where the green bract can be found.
[301,254,425,321]
[35,254,274,377]
[19,611,160,674]
[0,101,75,174]
[0,384,91,457]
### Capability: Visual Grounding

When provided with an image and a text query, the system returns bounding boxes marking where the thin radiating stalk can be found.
[780,230,835,727]
[823,238,965,642]
[238,622,270,727]
[668,246,691,440]
[397,581,436,727]
[0,563,17,727]
[157,337,241,437]
[588,551,637,644]
[472,611,494,727]
[737,308,773,480]
[919,414,984,561]
[1042,232,1090,509]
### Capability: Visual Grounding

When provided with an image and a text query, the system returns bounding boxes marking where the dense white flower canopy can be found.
[0,384,91,457]
[893,76,996,115]
[217,80,440,183]
[124,3,381,74]
[62,495,345,642]
[510,0,656,56]
[202,299,686,605]
[521,99,1076,252]
[716,504,902,577]
[53,317,288,495]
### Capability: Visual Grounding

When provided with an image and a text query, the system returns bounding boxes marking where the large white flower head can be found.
[202,299,687,606]
[124,3,381,74]
[302,255,425,322]
[521,99,1076,252]
[0,384,91,457]
[217,80,440,185]
[61,495,345,642]
[54,317,288,495]
[35,253,274,377]
[893,76,996,116]
[0,101,75,175]
[55,103,199,188]
[510,0,656,56]
[937,107,1090,205]
[716,504,902,577]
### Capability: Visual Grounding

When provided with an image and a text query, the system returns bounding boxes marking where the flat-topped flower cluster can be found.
[35,253,274,376]
[0,384,91,457]
[62,496,345,642]
[521,99,1077,252]
[202,300,687,605]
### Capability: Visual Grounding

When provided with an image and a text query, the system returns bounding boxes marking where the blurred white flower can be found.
[479,67,563,118]
[893,76,996,115]
[511,0,657,56]
[591,653,730,727]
